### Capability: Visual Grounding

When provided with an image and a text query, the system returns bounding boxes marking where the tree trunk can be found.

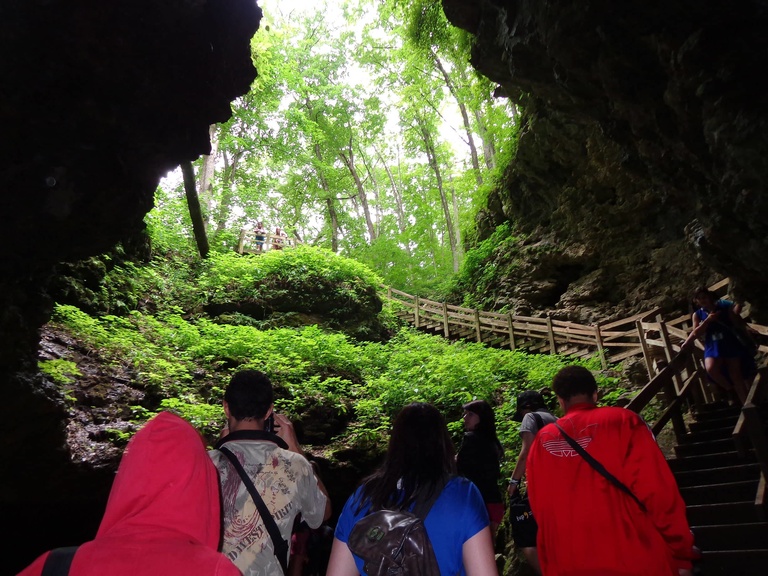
[359,147,383,237]
[214,150,242,232]
[374,144,406,234]
[180,161,210,259]
[313,143,339,252]
[325,197,339,253]
[431,51,482,186]
[417,116,459,273]
[339,144,377,242]
[198,124,218,227]
[473,108,496,170]
[450,177,463,258]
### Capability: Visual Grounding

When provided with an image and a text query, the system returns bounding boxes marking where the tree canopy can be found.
[153,0,517,297]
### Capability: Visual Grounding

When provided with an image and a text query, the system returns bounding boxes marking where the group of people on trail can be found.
[252,221,289,253]
[23,353,718,575]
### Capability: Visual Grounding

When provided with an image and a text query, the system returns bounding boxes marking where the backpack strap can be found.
[41,546,79,576]
[554,423,647,512]
[531,411,544,433]
[218,446,290,574]
[411,476,449,520]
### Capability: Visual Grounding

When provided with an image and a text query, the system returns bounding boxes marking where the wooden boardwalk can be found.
[384,278,768,374]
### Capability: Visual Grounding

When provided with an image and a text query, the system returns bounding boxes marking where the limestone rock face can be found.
[0,1,261,572]
[443,0,768,321]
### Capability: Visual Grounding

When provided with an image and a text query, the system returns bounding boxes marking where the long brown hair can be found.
[356,403,456,512]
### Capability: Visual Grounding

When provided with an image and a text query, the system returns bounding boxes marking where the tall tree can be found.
[180,161,210,258]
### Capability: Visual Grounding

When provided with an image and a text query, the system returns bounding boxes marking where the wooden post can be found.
[508,313,516,351]
[474,309,482,343]
[546,316,557,354]
[636,320,655,380]
[414,296,421,328]
[661,377,688,439]
[593,324,607,370]
[442,302,450,338]
[387,286,392,299]
[236,229,247,254]
[658,320,683,395]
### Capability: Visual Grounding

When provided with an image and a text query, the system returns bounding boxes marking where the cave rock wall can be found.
[0,1,261,572]
[443,0,768,320]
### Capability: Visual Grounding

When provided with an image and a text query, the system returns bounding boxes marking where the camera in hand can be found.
[264,413,275,433]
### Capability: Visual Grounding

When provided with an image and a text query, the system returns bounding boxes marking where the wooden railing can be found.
[385,286,669,370]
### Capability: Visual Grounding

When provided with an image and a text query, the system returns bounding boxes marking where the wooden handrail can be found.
[382,278,767,384]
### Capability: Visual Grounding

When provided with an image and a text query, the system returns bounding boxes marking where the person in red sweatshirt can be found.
[17,412,241,576]
[527,365,694,576]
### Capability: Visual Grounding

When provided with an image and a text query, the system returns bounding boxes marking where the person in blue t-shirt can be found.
[689,287,755,405]
[326,402,497,576]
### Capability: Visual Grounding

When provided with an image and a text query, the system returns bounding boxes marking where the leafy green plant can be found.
[39,359,82,385]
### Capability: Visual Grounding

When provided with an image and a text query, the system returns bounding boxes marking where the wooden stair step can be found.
[689,416,740,433]
[686,501,764,525]
[674,463,761,487]
[676,425,738,444]
[698,548,768,575]
[692,522,768,551]
[679,480,759,505]
[674,437,736,457]
[667,450,756,472]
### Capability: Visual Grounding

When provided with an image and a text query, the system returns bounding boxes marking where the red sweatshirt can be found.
[18,412,241,576]
[527,403,693,576]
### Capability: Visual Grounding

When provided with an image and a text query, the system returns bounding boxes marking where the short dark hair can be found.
[693,286,717,301]
[224,370,273,420]
[552,365,597,401]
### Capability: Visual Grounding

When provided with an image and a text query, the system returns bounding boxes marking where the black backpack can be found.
[347,484,444,575]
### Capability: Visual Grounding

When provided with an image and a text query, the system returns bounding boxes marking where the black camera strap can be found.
[218,446,290,574]
[555,423,646,512]
[41,546,79,576]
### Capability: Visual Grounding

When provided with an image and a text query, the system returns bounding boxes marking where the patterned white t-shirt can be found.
[209,440,327,576]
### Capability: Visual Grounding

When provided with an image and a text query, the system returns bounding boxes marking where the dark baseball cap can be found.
[512,390,546,422]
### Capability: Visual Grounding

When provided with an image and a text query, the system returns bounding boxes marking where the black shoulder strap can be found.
[554,423,646,512]
[41,546,79,576]
[532,411,544,432]
[218,446,290,574]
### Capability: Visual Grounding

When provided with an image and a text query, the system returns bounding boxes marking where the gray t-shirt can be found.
[520,410,557,435]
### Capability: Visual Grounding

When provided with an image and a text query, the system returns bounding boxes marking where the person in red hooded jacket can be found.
[527,365,694,576]
[17,411,241,576]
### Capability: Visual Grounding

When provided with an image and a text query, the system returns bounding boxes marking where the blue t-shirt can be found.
[334,476,489,576]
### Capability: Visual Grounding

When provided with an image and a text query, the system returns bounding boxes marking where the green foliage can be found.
[199,245,383,304]
[448,222,520,307]
[39,359,82,386]
[157,398,225,440]
[51,294,623,465]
